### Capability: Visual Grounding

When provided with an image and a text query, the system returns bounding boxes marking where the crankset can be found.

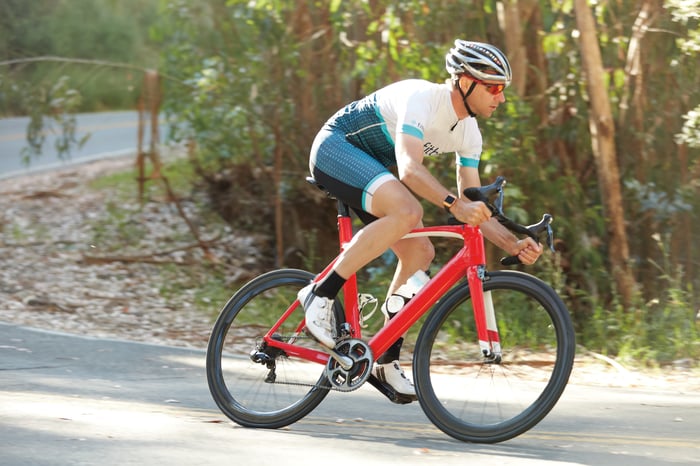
[325,339,373,392]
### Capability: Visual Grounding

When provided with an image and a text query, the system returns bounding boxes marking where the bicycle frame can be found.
[262,200,501,365]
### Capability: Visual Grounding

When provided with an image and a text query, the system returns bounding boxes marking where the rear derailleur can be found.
[249,333,286,383]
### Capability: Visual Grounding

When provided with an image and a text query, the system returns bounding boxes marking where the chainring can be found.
[325,339,373,392]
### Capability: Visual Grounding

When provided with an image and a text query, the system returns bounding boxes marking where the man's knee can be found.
[420,239,436,264]
[395,237,435,266]
[398,201,424,229]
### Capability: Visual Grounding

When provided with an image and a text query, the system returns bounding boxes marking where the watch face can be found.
[444,195,456,207]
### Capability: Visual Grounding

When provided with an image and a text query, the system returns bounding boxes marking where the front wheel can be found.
[206,269,332,429]
[414,270,575,443]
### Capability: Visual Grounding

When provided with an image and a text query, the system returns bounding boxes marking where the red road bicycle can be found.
[206,176,575,443]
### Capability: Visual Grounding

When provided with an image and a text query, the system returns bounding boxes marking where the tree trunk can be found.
[502,0,527,96]
[574,0,636,308]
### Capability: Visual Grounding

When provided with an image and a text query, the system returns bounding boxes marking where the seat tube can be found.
[337,202,361,339]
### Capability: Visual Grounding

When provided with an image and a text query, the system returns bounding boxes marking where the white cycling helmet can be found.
[445,39,512,85]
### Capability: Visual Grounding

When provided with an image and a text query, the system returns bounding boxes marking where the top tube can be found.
[306,175,555,265]
[402,225,476,241]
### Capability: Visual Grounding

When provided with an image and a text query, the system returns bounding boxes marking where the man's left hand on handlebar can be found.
[513,238,542,265]
[450,199,493,226]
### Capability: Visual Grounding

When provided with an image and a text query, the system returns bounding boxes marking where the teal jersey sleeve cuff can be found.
[457,156,480,168]
[401,124,424,140]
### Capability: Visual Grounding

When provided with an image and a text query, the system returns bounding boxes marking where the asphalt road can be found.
[1,322,698,466]
[0,111,164,179]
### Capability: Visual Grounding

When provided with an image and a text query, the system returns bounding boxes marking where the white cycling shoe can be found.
[372,360,416,397]
[298,284,336,348]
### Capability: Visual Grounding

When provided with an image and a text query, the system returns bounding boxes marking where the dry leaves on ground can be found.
[0,156,266,348]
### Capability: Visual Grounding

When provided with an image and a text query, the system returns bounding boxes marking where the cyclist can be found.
[299,39,543,399]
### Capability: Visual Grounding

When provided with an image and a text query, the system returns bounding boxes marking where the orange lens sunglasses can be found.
[474,79,506,95]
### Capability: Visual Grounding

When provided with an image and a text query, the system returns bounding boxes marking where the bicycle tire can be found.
[206,268,332,429]
[414,270,575,443]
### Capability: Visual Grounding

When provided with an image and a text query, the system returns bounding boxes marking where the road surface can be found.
[1,323,698,466]
[0,111,164,179]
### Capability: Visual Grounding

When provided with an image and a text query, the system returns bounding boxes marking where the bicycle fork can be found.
[467,264,502,363]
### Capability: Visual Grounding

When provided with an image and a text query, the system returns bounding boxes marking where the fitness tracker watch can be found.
[443,194,457,213]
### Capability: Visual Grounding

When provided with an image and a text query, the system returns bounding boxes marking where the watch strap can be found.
[443,194,457,213]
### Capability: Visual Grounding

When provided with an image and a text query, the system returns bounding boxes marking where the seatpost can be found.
[336,200,354,246]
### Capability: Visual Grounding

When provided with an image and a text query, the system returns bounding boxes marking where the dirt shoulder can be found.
[0,155,264,349]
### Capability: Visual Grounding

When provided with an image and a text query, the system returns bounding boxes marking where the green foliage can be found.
[0,0,160,115]
[666,0,700,150]
[582,227,699,367]
[17,75,88,163]
[677,106,700,148]
[585,276,699,368]
[154,0,302,168]
[666,0,700,54]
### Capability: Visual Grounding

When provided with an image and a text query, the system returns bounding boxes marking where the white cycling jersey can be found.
[366,79,482,167]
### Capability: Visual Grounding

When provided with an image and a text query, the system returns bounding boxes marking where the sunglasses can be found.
[473,79,506,95]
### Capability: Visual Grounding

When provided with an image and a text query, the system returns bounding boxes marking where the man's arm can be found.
[395,134,492,226]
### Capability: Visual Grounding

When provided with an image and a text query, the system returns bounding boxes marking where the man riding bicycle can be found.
[299,39,543,399]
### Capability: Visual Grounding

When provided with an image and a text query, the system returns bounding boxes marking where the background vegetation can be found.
[1,0,699,367]
[0,0,159,113]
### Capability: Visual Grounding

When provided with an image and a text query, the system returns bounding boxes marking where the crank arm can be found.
[327,347,354,370]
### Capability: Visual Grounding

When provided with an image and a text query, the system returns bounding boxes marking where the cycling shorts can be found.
[310,126,396,224]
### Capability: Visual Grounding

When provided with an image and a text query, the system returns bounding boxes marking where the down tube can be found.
[368,250,467,358]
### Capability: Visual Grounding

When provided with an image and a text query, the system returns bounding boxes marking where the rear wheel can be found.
[206,269,333,428]
[414,270,575,443]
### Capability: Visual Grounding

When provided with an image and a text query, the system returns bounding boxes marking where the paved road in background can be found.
[1,323,698,466]
[0,111,165,179]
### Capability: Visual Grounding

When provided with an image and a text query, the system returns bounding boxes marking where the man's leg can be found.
[371,229,435,398]
[332,180,424,278]
[301,179,423,347]
[387,234,435,298]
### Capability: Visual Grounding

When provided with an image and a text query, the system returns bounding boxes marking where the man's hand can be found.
[451,199,493,226]
[512,237,542,265]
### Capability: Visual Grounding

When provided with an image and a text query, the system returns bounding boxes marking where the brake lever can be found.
[463,176,506,216]
[500,214,555,265]
[545,222,555,253]
[527,214,555,252]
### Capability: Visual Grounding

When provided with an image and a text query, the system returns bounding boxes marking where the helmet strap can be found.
[454,76,477,118]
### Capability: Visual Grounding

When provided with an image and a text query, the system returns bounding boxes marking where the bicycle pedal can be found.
[367,374,416,405]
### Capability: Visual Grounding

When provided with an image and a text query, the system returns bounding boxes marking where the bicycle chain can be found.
[254,333,330,390]
[268,379,336,390]
[258,334,367,392]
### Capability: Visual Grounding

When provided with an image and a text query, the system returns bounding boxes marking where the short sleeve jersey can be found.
[343,79,483,168]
